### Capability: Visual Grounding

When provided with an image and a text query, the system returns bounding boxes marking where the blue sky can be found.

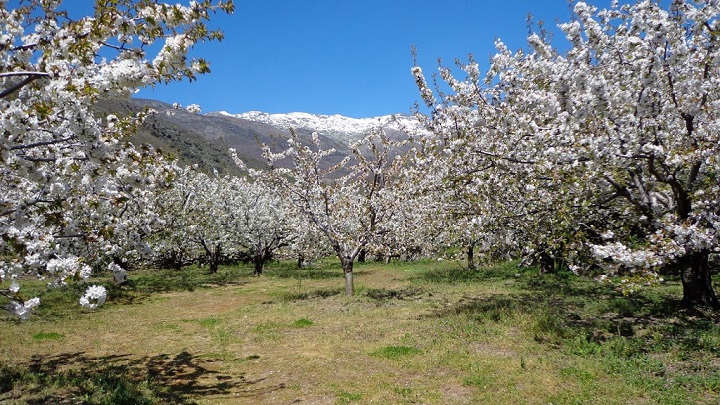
[96,1,609,117]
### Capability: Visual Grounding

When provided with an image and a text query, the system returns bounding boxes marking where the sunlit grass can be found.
[1,259,718,404]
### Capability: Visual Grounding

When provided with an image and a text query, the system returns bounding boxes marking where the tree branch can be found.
[10,135,76,151]
[0,72,50,99]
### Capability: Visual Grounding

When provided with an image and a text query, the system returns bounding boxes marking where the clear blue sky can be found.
[95,1,612,117]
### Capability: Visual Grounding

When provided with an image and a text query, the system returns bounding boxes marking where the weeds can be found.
[336,390,363,404]
[291,318,314,327]
[32,332,64,341]
[370,345,421,360]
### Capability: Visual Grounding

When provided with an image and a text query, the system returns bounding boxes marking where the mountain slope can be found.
[98,98,420,175]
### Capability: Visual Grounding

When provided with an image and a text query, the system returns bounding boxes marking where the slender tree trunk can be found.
[208,244,221,274]
[198,238,220,274]
[358,249,367,263]
[253,254,264,276]
[297,253,305,269]
[467,244,476,271]
[341,256,354,296]
[539,251,555,275]
[171,251,182,271]
[208,260,218,274]
[679,250,720,308]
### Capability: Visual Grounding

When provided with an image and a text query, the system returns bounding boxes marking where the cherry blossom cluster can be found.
[148,167,298,275]
[242,128,413,295]
[411,0,720,305]
[1,0,233,319]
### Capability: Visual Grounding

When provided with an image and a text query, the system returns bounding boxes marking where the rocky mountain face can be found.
[103,98,420,175]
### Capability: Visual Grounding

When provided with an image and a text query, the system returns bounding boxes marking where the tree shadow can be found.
[518,271,719,321]
[428,272,720,357]
[1,350,285,404]
[106,272,251,307]
[413,262,519,284]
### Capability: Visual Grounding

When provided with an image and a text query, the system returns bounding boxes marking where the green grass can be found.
[32,332,64,341]
[336,390,363,404]
[291,317,314,327]
[278,287,342,301]
[416,260,524,283]
[463,374,495,388]
[0,357,176,404]
[1,259,719,404]
[197,317,222,328]
[370,345,421,360]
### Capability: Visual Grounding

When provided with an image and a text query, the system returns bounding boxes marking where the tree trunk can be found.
[679,250,720,308]
[297,253,305,269]
[358,249,367,263]
[539,251,555,275]
[199,238,220,274]
[341,256,354,296]
[467,244,476,271]
[171,251,182,271]
[253,254,264,276]
[208,244,221,274]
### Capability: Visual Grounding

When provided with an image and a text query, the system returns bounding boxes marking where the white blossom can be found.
[0,0,233,318]
[79,285,107,309]
[7,297,40,321]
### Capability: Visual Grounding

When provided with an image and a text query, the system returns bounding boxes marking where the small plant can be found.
[560,366,595,383]
[198,317,222,328]
[370,345,421,360]
[292,318,314,327]
[337,390,362,404]
[463,374,493,388]
[250,322,281,341]
[32,332,64,341]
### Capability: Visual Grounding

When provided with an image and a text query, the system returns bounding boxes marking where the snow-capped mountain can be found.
[115,98,423,175]
[210,110,421,141]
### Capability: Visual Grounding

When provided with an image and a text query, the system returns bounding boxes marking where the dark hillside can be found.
[95,98,412,176]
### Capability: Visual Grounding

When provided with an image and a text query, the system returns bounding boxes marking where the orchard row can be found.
[2,0,720,319]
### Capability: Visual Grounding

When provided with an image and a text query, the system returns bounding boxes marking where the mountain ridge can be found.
[209,110,418,141]
[105,98,420,175]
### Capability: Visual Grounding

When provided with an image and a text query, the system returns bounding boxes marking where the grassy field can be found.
[1,259,719,404]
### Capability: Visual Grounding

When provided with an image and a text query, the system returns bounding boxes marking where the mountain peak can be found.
[208,110,418,140]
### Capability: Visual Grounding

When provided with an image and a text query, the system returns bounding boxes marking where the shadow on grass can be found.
[266,267,343,280]
[430,281,720,403]
[415,261,523,284]
[129,267,251,293]
[279,287,343,301]
[364,287,425,301]
[264,258,382,281]
[0,351,284,404]
[429,269,720,356]
[103,267,252,307]
[518,271,708,321]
